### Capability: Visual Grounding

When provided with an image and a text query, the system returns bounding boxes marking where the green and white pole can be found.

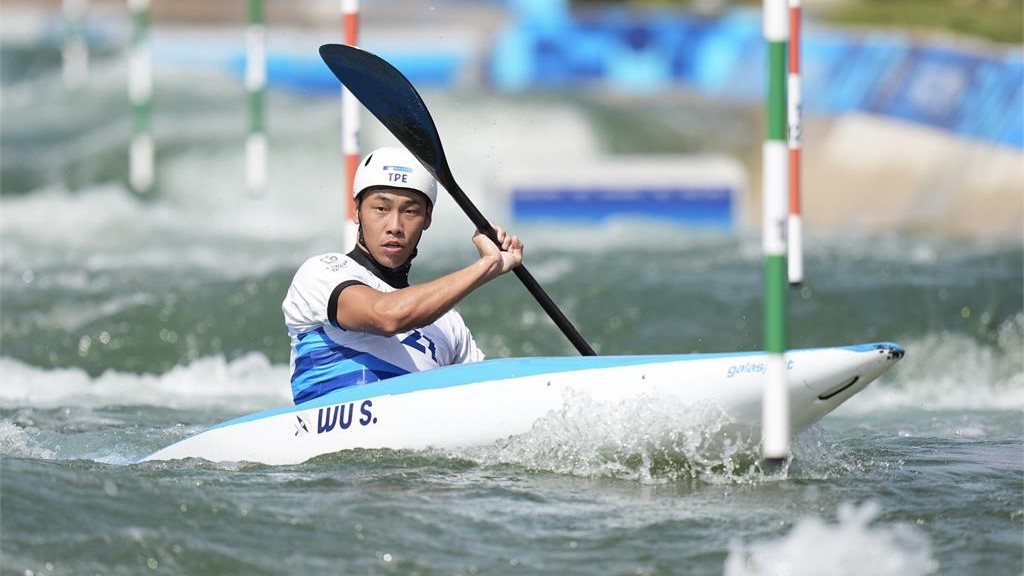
[762,0,790,461]
[787,0,804,285]
[128,0,154,194]
[246,0,268,194]
[62,0,89,88]
[341,0,360,251]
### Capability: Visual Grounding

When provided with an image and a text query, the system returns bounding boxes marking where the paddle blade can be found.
[319,44,450,185]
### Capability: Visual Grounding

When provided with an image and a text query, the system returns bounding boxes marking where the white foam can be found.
[842,313,1024,413]
[446,389,870,484]
[0,354,291,411]
[0,420,57,460]
[449,388,763,484]
[0,186,343,291]
[724,502,937,576]
[0,55,751,281]
[1,81,613,280]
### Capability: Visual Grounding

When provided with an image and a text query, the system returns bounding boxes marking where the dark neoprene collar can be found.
[327,241,417,329]
[346,244,415,289]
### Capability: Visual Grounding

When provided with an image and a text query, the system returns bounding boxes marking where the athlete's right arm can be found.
[336,256,502,336]
[336,225,522,336]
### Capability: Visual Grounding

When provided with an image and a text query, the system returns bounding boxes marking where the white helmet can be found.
[353,146,438,206]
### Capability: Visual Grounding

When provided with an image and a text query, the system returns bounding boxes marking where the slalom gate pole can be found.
[762,0,790,461]
[128,0,154,194]
[246,0,268,194]
[787,0,804,285]
[62,0,89,88]
[341,0,361,251]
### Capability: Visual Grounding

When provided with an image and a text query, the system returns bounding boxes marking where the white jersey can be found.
[282,251,485,404]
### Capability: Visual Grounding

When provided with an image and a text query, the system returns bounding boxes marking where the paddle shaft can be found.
[444,178,597,356]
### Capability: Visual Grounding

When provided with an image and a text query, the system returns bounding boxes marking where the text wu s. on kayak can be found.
[315,400,377,434]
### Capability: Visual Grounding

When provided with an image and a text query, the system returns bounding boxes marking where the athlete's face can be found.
[356,188,432,268]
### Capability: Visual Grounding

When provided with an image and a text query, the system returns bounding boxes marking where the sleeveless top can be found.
[281,248,484,404]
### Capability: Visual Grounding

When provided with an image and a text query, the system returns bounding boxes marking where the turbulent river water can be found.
[2,38,1022,576]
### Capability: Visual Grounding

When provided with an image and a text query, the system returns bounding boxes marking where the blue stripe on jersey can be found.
[291,328,409,404]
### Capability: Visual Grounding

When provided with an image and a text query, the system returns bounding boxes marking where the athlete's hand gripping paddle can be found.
[319,44,596,357]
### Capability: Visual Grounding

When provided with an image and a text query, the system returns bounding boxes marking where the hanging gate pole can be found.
[128,0,154,194]
[246,0,268,194]
[762,0,790,461]
[787,0,804,285]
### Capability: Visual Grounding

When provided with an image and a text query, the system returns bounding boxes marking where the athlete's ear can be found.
[353,198,362,225]
[423,203,432,231]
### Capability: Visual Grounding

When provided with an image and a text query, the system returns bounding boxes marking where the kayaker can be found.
[281,146,523,404]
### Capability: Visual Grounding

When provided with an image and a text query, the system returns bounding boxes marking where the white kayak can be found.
[141,342,904,465]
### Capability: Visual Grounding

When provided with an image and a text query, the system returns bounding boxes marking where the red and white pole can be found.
[341,0,360,251]
[787,0,804,285]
